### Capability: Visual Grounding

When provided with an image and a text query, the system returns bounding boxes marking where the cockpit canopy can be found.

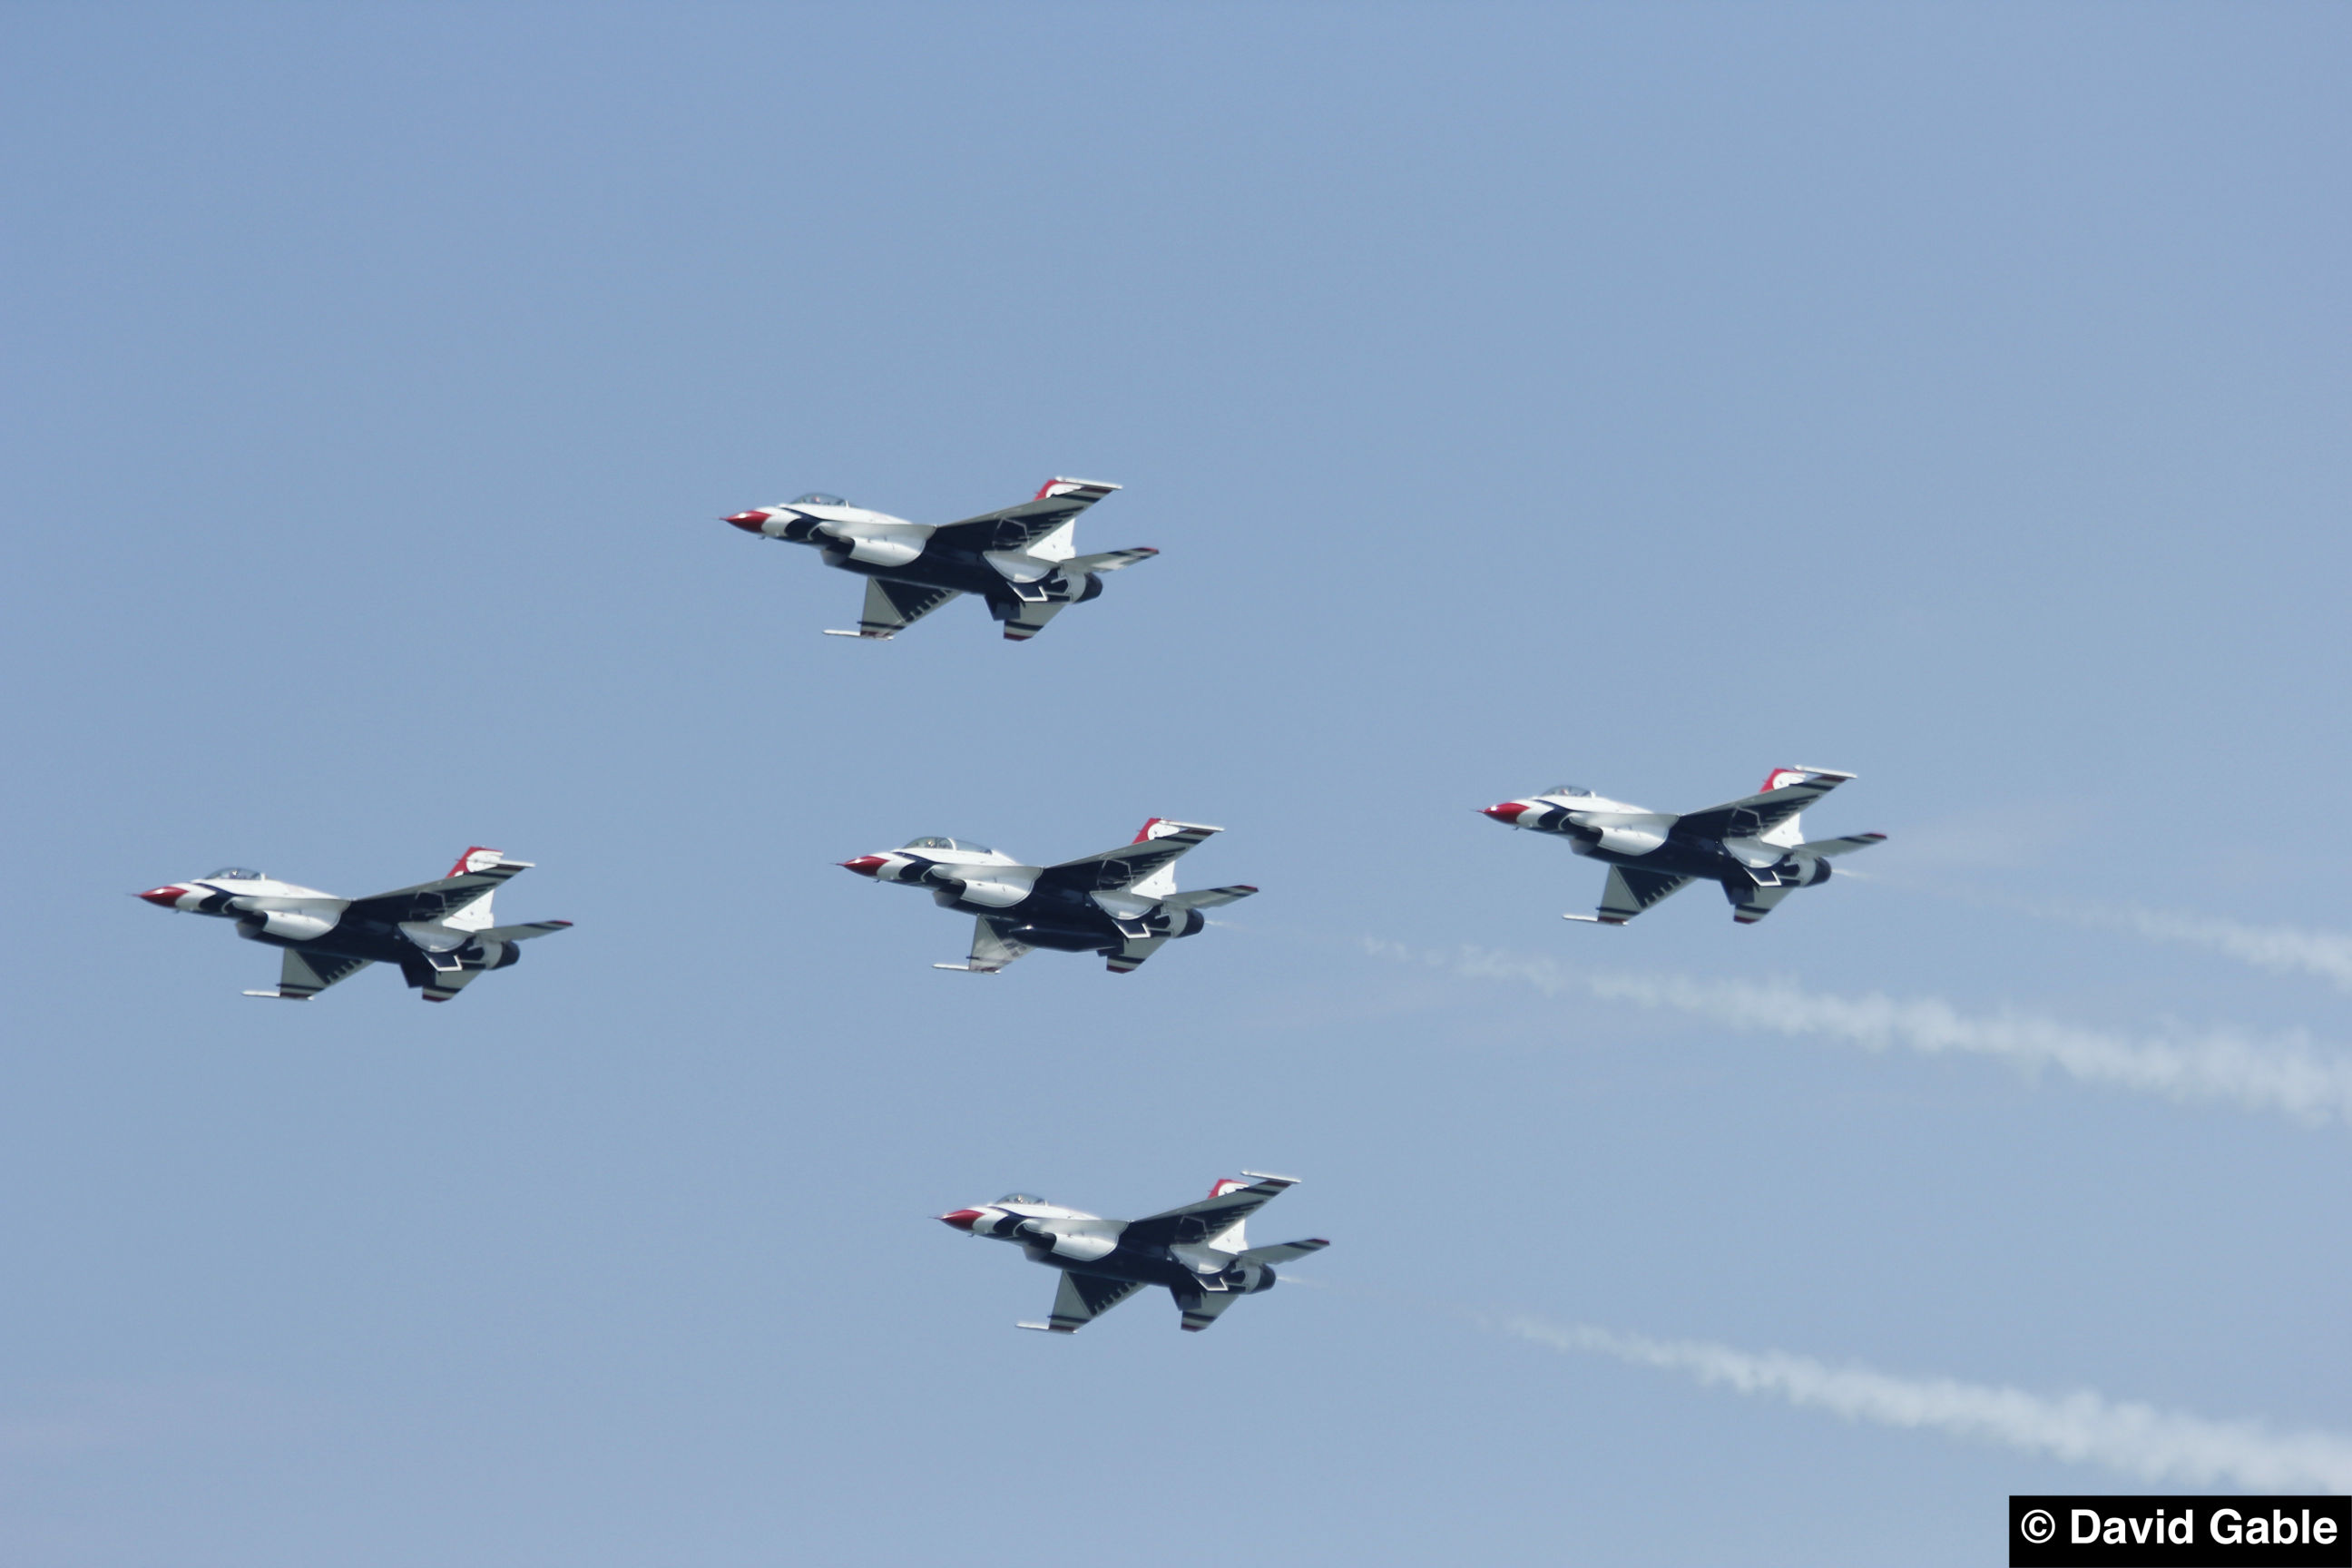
[901,837,993,854]
[994,1192,1044,1206]
[203,867,263,880]
[789,492,847,506]
[1543,784,1593,799]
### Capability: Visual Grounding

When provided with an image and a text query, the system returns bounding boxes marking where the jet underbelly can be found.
[995,921,1109,953]
[285,930,415,965]
[1058,1249,1200,1291]
[828,554,1003,595]
[1584,839,1730,881]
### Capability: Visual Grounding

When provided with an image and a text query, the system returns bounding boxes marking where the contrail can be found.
[1367,941,2352,1126]
[1880,880,2352,994]
[2064,905,2352,994]
[1487,1312,2352,1493]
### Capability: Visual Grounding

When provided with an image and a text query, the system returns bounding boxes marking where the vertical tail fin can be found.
[1201,1177,1252,1252]
[1758,769,1810,848]
[444,846,506,930]
[1127,818,1219,899]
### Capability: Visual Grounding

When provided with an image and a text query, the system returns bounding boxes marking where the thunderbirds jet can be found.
[724,477,1155,642]
[137,848,571,1002]
[938,1173,1328,1334]
[840,818,1254,974]
[1480,768,1886,925]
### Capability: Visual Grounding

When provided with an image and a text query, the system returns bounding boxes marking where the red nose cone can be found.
[137,886,188,907]
[725,511,769,533]
[1481,802,1527,824]
[839,856,888,877]
[938,1210,982,1230]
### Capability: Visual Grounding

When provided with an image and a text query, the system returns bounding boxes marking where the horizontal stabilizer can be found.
[1728,882,1797,925]
[1063,546,1158,573]
[997,598,1067,642]
[1238,1238,1329,1266]
[1161,884,1258,910]
[1105,935,1167,974]
[1178,1291,1241,1333]
[1798,832,1886,858]
[479,920,573,942]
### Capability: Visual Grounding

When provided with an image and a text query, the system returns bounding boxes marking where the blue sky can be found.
[3,5,2347,1563]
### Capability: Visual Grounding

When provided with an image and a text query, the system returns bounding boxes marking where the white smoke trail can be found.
[1488,1313,2352,1492]
[1367,941,2352,1126]
[2072,906,2352,994]
[1883,880,2352,994]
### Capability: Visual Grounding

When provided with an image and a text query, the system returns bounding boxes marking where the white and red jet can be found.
[724,476,1156,642]
[1480,768,1886,925]
[840,818,1255,974]
[136,848,571,1002]
[938,1173,1328,1334]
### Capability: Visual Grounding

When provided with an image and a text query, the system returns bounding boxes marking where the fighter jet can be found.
[723,477,1155,642]
[839,818,1254,973]
[938,1173,1328,1334]
[136,848,571,1001]
[1480,767,1886,925]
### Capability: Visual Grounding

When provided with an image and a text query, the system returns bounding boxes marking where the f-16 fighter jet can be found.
[1480,768,1886,926]
[840,818,1255,973]
[938,1173,1328,1334]
[723,477,1155,642]
[136,848,572,1002]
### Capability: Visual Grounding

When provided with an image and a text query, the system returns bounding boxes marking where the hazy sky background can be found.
[4,5,2347,1563]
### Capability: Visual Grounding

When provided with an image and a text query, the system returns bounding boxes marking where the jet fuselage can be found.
[939,1200,1277,1297]
[142,874,528,984]
[138,850,569,1000]
[1483,793,1835,891]
[841,841,1206,954]
[751,505,1108,603]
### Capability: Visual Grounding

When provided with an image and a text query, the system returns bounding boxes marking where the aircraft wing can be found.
[828,578,960,640]
[1592,866,1693,923]
[935,916,1034,974]
[1674,769,1855,842]
[1032,1270,1147,1333]
[1038,820,1223,894]
[245,948,372,1000]
[928,478,1121,554]
[1124,1173,1298,1248]
[344,858,534,924]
